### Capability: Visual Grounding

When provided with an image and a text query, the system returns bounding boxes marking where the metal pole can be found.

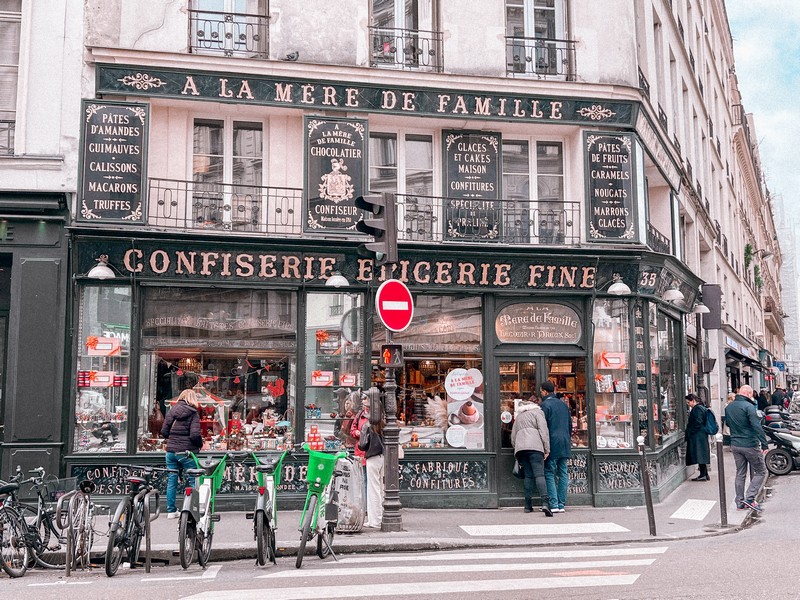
[637,435,657,536]
[382,363,402,532]
[715,432,728,527]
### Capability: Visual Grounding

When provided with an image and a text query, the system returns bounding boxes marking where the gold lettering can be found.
[452,96,468,114]
[345,88,359,107]
[558,266,577,287]
[200,252,219,275]
[397,260,411,283]
[474,97,490,115]
[531,100,544,118]
[513,99,526,117]
[181,76,199,96]
[434,261,453,284]
[219,253,232,277]
[457,262,476,285]
[275,83,292,102]
[318,257,336,281]
[301,84,315,104]
[528,264,545,287]
[219,78,234,98]
[357,258,374,282]
[381,91,397,110]
[124,249,143,273]
[479,263,491,285]
[413,261,431,284]
[175,251,196,275]
[150,250,170,274]
[402,92,416,111]
[545,265,557,287]
[235,254,255,277]
[283,255,302,279]
[322,86,337,106]
[304,256,315,280]
[580,266,596,288]
[437,94,450,113]
[550,101,563,119]
[259,255,277,278]
[498,97,507,116]
[236,80,254,100]
[494,264,511,286]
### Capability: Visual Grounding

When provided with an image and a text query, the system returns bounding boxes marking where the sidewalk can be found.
[139,448,762,564]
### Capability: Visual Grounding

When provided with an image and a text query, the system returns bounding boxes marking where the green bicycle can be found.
[245,449,289,566]
[295,443,347,569]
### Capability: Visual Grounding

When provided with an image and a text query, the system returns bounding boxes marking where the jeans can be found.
[544,456,569,510]
[516,450,549,506]
[731,445,767,505]
[165,452,197,513]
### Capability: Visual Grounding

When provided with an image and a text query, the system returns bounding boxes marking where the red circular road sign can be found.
[375,279,414,332]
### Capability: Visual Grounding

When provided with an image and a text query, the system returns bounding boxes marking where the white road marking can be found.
[335,546,669,564]
[184,575,641,599]
[381,300,408,311]
[670,499,717,520]
[257,558,656,578]
[27,581,93,587]
[460,522,630,536]
[144,564,222,582]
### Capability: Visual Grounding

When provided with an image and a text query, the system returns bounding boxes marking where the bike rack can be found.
[140,489,160,573]
[55,489,78,577]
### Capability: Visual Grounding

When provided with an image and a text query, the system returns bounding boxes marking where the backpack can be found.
[704,407,719,435]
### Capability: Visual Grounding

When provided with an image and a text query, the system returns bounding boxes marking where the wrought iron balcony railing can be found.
[147,178,301,233]
[369,26,443,72]
[188,8,268,58]
[0,120,14,155]
[396,194,579,245]
[646,222,671,255]
[505,36,575,80]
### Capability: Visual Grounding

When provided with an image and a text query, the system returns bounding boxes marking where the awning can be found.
[0,192,67,213]
[726,348,763,371]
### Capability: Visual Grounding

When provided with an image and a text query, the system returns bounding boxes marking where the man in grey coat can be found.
[725,384,768,511]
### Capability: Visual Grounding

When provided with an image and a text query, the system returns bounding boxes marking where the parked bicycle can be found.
[295,442,348,569]
[0,470,31,577]
[105,465,175,577]
[246,449,289,566]
[55,477,98,573]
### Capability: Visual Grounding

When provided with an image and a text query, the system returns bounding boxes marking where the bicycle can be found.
[177,451,247,569]
[55,478,97,572]
[0,473,30,578]
[245,449,289,566]
[295,442,348,569]
[105,465,175,577]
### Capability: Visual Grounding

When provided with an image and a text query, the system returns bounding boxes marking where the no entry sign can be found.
[375,279,414,332]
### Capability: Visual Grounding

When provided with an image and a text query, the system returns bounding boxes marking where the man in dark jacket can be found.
[161,389,203,517]
[540,380,572,513]
[725,384,768,511]
[771,387,786,407]
[685,393,711,481]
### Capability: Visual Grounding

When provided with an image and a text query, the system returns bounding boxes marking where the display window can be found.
[136,287,297,452]
[650,305,681,444]
[592,299,634,450]
[303,292,366,451]
[372,295,483,450]
[74,286,132,453]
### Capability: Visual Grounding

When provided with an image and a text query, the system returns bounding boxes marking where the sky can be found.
[726,0,800,219]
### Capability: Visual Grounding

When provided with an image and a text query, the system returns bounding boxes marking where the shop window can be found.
[592,299,634,450]
[0,0,20,154]
[370,0,439,71]
[650,306,681,444]
[303,292,366,450]
[372,295,483,451]
[189,0,268,59]
[192,119,263,231]
[505,0,567,76]
[136,288,297,453]
[74,286,132,453]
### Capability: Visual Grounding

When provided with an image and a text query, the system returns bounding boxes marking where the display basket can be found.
[47,477,78,502]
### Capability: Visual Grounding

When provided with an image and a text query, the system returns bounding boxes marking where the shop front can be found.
[67,235,699,508]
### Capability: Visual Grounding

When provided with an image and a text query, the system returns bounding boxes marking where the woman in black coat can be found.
[161,388,203,516]
[685,393,711,481]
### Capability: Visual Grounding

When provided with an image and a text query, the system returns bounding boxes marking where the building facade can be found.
[0,0,785,508]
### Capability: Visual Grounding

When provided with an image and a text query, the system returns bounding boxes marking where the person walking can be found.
[685,393,711,481]
[725,384,769,511]
[540,381,572,513]
[756,389,769,412]
[359,401,385,528]
[160,388,203,518]
[770,386,786,407]
[511,395,553,517]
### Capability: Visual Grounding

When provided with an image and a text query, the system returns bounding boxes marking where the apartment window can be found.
[505,0,568,77]
[189,0,268,58]
[0,0,21,154]
[192,119,263,230]
[370,0,441,70]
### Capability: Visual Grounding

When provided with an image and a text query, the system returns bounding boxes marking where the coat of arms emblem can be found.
[318,158,354,203]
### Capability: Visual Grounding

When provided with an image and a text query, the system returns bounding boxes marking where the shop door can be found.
[497,356,587,505]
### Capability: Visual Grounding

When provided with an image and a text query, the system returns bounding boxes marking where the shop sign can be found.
[304,117,367,233]
[597,460,642,491]
[399,459,488,491]
[442,131,501,241]
[78,100,148,223]
[316,329,341,355]
[567,453,589,495]
[585,132,637,242]
[495,303,581,344]
[444,368,483,401]
[96,64,636,127]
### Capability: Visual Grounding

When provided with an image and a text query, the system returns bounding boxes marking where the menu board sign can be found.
[495,303,582,344]
[79,100,148,223]
[585,132,636,242]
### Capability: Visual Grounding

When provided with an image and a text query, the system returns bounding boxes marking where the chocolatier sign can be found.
[443,131,501,241]
[495,303,582,344]
[585,132,636,242]
[79,100,148,223]
[304,117,367,233]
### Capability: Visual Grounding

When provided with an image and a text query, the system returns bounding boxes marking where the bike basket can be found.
[305,449,341,486]
[48,477,78,502]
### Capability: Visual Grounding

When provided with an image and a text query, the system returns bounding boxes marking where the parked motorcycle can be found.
[763,406,800,432]
[763,422,800,476]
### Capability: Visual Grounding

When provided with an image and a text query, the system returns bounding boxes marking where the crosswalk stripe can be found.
[460,522,630,536]
[145,564,222,582]
[256,558,656,578]
[670,499,716,520]
[184,575,641,599]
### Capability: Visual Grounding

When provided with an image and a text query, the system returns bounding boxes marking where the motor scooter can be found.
[763,422,800,476]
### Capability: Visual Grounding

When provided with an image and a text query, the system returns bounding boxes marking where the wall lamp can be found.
[662,280,684,302]
[757,249,773,261]
[606,273,632,296]
[325,271,350,288]
[86,254,117,280]
[692,301,711,314]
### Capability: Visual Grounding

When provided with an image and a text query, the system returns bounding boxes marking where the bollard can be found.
[637,436,657,536]
[715,432,728,527]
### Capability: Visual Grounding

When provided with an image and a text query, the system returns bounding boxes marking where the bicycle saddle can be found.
[188,458,223,477]
[126,475,148,487]
[255,463,276,474]
[0,481,19,496]
[78,479,96,494]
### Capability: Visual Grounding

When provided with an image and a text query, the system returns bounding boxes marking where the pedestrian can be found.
[160,388,203,518]
[770,386,785,407]
[725,384,769,512]
[511,394,553,517]
[756,389,769,412]
[540,380,572,513]
[349,392,371,465]
[721,392,736,445]
[685,393,710,481]
[359,400,385,528]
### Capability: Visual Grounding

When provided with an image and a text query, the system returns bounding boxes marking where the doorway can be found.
[497,355,587,505]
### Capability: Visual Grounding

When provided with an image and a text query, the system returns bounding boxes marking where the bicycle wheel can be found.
[267,518,277,565]
[0,507,29,578]
[197,523,213,568]
[74,497,93,569]
[316,521,335,559]
[254,511,268,566]
[178,513,196,570]
[105,503,130,577]
[295,494,316,569]
[128,502,145,566]
[29,510,66,569]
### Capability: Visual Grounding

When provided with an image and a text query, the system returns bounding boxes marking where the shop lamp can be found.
[325,271,350,288]
[757,249,773,261]
[86,254,116,280]
[692,302,711,314]
[607,273,632,296]
[662,281,684,302]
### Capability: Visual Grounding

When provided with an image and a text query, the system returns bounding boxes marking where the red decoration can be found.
[86,336,99,350]
[316,329,330,343]
[234,376,241,384]
[176,369,184,376]
[312,370,322,378]
[266,377,286,398]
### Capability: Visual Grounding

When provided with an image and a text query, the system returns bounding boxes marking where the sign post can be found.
[374,279,413,532]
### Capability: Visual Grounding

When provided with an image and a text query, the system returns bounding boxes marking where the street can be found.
[3,471,796,600]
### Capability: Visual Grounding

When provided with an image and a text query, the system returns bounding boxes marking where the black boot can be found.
[524,497,533,513]
[541,498,553,517]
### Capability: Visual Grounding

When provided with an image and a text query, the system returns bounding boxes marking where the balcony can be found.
[0,120,13,155]
[505,36,575,80]
[188,8,268,58]
[646,223,671,255]
[369,27,443,72]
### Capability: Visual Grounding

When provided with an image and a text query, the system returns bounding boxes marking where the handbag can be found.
[512,459,524,479]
